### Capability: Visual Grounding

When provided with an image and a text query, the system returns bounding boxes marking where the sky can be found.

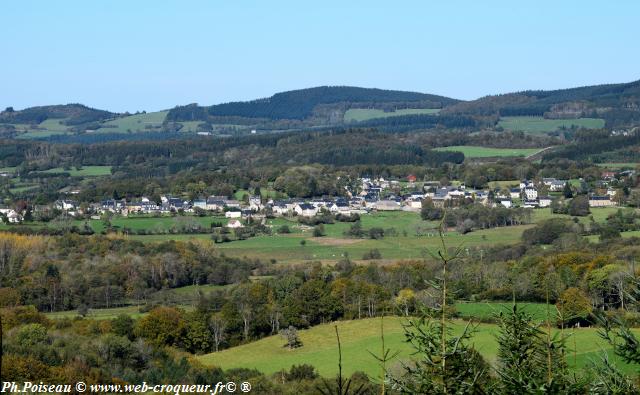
[2,1,639,113]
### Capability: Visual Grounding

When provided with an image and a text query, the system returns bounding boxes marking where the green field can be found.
[455,302,550,321]
[498,116,605,133]
[13,118,73,139]
[434,146,542,158]
[45,305,147,320]
[487,180,520,189]
[107,208,630,262]
[107,211,529,263]
[177,121,202,133]
[198,317,637,377]
[233,187,283,200]
[344,108,440,123]
[587,230,640,243]
[75,214,228,234]
[97,111,168,133]
[16,130,69,139]
[40,165,112,176]
[214,222,530,264]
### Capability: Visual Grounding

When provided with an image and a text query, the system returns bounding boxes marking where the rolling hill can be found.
[0,103,115,126]
[2,79,639,142]
[165,86,459,122]
[445,79,640,127]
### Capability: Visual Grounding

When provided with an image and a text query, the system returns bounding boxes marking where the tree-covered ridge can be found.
[0,104,116,125]
[445,79,640,120]
[166,86,459,121]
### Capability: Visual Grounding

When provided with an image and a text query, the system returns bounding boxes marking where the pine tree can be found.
[390,214,490,394]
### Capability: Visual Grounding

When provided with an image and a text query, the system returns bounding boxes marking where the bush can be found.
[344,221,365,238]
[313,224,325,237]
[277,224,291,234]
[362,249,382,260]
[521,218,578,245]
[280,326,303,349]
[15,323,49,347]
[285,364,318,381]
[368,227,384,239]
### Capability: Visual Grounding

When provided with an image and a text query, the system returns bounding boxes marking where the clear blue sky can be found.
[2,1,639,112]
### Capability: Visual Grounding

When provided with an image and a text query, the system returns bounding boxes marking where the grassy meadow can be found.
[61,207,628,263]
[433,145,542,158]
[344,108,440,123]
[97,111,168,133]
[198,316,637,377]
[498,116,605,134]
[40,165,112,176]
[45,305,147,320]
[74,214,228,234]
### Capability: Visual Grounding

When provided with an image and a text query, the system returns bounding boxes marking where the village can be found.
[0,168,631,227]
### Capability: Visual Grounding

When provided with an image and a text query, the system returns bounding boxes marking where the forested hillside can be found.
[445,79,640,127]
[0,104,115,125]
[166,86,459,121]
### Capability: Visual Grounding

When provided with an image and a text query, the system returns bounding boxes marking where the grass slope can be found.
[433,146,541,158]
[198,317,637,377]
[344,108,439,123]
[40,166,112,176]
[498,116,605,133]
[46,305,147,320]
[111,208,627,262]
[97,111,168,133]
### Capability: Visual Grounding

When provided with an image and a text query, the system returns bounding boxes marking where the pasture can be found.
[74,214,228,234]
[344,108,440,123]
[498,116,605,134]
[13,118,73,139]
[101,208,628,263]
[45,305,147,320]
[198,316,637,377]
[97,111,168,133]
[40,165,112,176]
[433,145,542,158]
[455,301,549,321]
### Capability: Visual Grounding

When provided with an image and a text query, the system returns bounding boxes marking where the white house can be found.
[328,200,351,214]
[271,202,290,216]
[375,200,401,211]
[498,199,512,208]
[519,180,534,190]
[589,196,615,207]
[407,199,422,210]
[249,195,262,211]
[539,196,552,208]
[225,210,242,218]
[6,211,22,223]
[523,187,538,200]
[55,200,77,211]
[294,203,318,217]
[224,199,242,209]
[206,197,226,211]
[193,199,207,209]
[0,208,22,223]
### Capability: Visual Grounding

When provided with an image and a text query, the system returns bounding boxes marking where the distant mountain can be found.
[3,80,640,140]
[445,80,640,125]
[0,104,115,126]
[166,86,460,122]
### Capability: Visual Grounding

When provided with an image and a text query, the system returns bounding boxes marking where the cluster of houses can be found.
[3,169,633,225]
[49,175,622,221]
